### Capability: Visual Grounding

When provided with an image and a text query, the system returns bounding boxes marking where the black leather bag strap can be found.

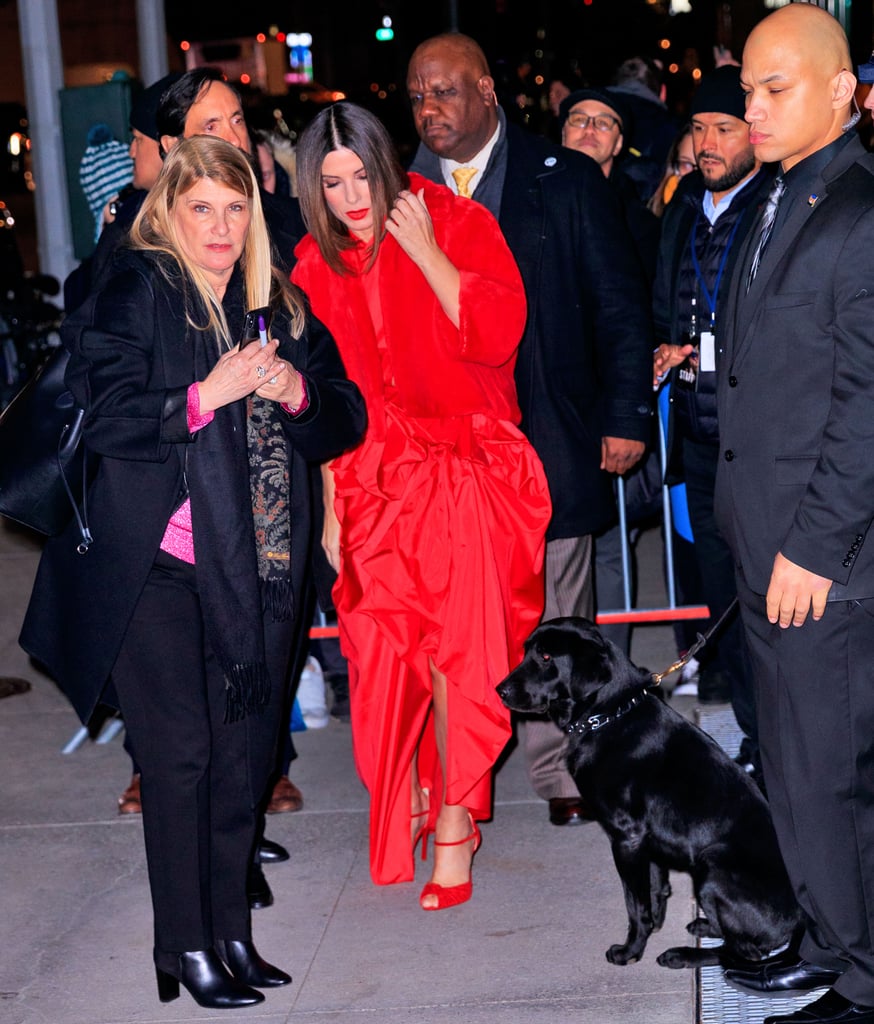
[57,409,92,553]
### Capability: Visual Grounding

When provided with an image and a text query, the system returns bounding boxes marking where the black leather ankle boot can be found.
[153,948,265,1007]
[215,938,292,988]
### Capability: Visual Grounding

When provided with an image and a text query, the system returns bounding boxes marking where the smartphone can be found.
[239,306,272,349]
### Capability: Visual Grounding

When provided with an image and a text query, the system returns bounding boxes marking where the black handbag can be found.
[0,345,93,550]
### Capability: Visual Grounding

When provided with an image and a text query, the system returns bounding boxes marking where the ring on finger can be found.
[256,365,266,379]
[269,375,278,385]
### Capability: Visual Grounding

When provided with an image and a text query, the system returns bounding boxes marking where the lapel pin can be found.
[808,194,818,206]
[544,156,556,167]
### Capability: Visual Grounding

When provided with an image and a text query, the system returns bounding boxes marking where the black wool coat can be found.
[20,249,366,725]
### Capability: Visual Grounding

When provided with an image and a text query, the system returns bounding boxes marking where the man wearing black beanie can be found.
[127,73,183,194]
[62,73,182,313]
[652,64,774,783]
[558,85,661,277]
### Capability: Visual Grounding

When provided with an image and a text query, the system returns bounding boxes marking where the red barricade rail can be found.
[309,603,713,640]
[309,418,712,642]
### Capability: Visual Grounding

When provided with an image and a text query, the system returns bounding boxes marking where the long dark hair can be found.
[296,101,409,274]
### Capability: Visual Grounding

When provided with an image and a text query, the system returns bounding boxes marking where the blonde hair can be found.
[129,135,304,346]
[647,124,694,218]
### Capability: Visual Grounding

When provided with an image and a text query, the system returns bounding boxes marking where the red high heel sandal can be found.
[419,816,481,911]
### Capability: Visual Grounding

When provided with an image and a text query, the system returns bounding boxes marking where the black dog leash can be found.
[650,597,740,686]
[563,598,742,738]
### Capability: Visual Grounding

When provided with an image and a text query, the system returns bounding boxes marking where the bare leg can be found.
[420,660,476,909]
[410,749,429,847]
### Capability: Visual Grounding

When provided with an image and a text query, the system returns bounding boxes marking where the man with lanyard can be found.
[652,65,774,782]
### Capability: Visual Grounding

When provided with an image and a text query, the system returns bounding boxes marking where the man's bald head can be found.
[748,3,851,79]
[741,4,856,172]
[409,33,491,79]
[407,33,498,163]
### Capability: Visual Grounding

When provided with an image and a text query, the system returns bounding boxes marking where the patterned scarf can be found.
[184,273,294,723]
[247,393,293,621]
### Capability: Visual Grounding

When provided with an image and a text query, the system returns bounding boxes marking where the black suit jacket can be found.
[715,135,874,599]
[411,121,654,540]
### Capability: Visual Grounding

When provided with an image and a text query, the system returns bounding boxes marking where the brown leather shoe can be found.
[0,677,30,699]
[266,776,303,814]
[548,796,594,826]
[118,773,142,815]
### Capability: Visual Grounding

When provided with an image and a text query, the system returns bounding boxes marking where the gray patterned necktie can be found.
[746,175,785,292]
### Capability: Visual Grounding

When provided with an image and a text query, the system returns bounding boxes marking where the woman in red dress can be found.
[292,102,551,908]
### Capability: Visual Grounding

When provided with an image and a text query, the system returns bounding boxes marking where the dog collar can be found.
[564,687,651,737]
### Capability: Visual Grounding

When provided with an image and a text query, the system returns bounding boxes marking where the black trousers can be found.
[111,550,290,952]
[682,437,758,756]
[737,573,874,1005]
[273,580,315,778]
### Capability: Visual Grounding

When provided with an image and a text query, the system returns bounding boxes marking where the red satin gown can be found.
[292,176,551,884]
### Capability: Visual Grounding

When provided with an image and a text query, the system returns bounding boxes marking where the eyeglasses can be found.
[565,112,620,132]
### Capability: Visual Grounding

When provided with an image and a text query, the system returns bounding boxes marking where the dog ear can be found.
[545,696,577,730]
[600,634,652,689]
[568,637,613,690]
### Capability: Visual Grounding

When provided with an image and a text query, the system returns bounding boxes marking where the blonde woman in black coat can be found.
[20,136,365,1009]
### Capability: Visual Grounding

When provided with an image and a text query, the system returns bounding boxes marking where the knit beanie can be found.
[689,65,747,122]
[79,123,134,243]
[129,72,184,141]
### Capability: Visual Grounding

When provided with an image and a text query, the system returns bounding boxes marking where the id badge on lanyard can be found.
[685,210,743,384]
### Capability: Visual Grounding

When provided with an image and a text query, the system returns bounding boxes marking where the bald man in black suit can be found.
[716,8,874,1023]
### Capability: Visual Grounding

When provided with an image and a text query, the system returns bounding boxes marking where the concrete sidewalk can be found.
[1,519,702,1024]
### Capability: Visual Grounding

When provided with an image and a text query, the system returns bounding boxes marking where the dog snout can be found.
[496,662,544,712]
[495,676,522,709]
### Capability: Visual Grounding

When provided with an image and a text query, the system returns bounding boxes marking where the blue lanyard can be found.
[690,210,744,327]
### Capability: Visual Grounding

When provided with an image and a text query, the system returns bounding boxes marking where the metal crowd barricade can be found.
[600,412,709,628]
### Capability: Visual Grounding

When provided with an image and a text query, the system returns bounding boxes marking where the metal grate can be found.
[694,704,829,1024]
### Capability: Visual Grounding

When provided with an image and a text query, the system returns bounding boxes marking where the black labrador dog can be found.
[496,616,800,969]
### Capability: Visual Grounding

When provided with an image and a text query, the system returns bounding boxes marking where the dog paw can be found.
[606,944,640,965]
[657,946,721,969]
[656,948,688,969]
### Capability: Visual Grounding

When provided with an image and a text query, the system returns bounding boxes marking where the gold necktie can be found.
[451,166,478,198]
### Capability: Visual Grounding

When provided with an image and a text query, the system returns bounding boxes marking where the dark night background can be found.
[1,1,870,153]
[166,0,676,143]
[159,0,800,150]
[0,0,871,273]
